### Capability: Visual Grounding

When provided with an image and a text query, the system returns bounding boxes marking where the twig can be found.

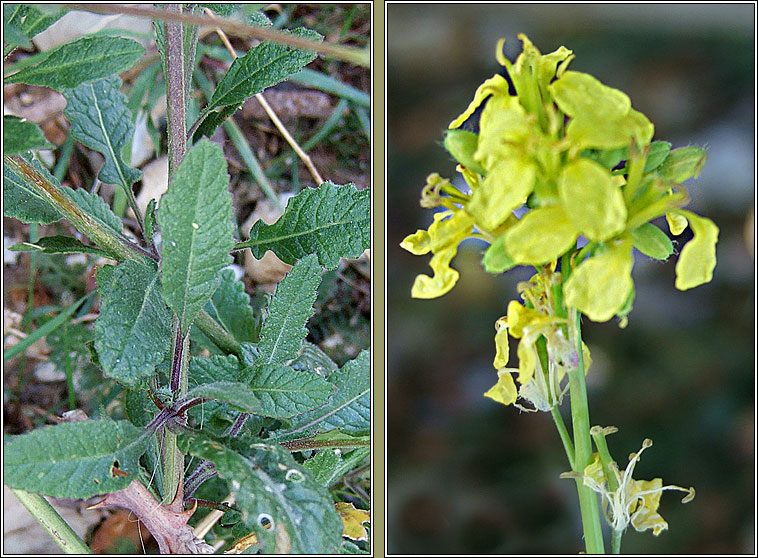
[203,8,324,185]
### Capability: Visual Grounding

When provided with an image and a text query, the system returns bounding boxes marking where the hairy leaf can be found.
[3,419,150,499]
[284,350,370,437]
[10,235,111,257]
[242,182,369,270]
[241,362,335,418]
[204,269,258,343]
[3,115,53,154]
[95,261,173,387]
[194,27,321,138]
[185,381,261,413]
[257,254,322,366]
[158,139,234,332]
[188,436,343,554]
[63,75,142,190]
[66,187,123,234]
[3,4,65,55]
[3,155,62,223]
[4,35,144,90]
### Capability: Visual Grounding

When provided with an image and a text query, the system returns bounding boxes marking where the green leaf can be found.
[241,362,335,418]
[3,4,65,56]
[185,381,261,413]
[158,139,234,332]
[195,27,321,138]
[3,155,62,224]
[284,350,370,437]
[67,187,123,234]
[3,419,150,499]
[3,115,53,154]
[242,182,369,270]
[189,354,241,384]
[631,223,674,260]
[289,341,338,377]
[257,254,322,366]
[95,261,173,387]
[63,76,142,190]
[143,198,158,245]
[10,235,111,258]
[482,234,516,273]
[188,436,343,554]
[204,269,258,343]
[4,35,144,90]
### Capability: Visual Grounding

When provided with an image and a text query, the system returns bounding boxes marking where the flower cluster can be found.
[401,34,718,324]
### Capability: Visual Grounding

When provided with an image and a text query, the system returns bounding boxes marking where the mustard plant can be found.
[401,34,715,554]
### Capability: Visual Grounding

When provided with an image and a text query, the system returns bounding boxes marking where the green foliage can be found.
[282,350,370,437]
[94,261,173,387]
[188,436,343,554]
[63,76,142,190]
[3,154,62,223]
[204,269,259,344]
[3,4,65,55]
[4,35,144,90]
[3,115,53,154]
[3,419,151,499]
[482,235,517,273]
[10,235,111,258]
[184,381,261,414]
[243,182,370,269]
[242,362,335,418]
[194,27,321,139]
[631,223,674,260]
[158,139,235,332]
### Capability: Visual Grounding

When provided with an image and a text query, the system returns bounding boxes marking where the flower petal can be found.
[559,158,627,241]
[410,248,459,299]
[484,369,519,406]
[493,317,510,368]
[468,157,536,231]
[564,239,634,322]
[449,74,511,130]
[505,206,579,265]
[629,479,668,536]
[674,210,718,290]
[400,229,431,255]
[550,71,631,120]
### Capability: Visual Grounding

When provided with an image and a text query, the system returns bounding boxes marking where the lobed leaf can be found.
[95,261,173,387]
[3,419,150,499]
[63,76,142,190]
[4,35,144,90]
[257,254,322,366]
[188,436,343,554]
[243,182,370,270]
[158,139,234,332]
[203,269,258,343]
[3,115,53,154]
[283,350,370,437]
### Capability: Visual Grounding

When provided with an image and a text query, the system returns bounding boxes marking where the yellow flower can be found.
[571,439,695,535]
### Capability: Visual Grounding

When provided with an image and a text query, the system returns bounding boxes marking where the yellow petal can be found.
[493,317,509,368]
[550,71,631,120]
[517,336,538,385]
[564,109,654,151]
[506,300,543,339]
[449,74,511,129]
[410,248,459,299]
[505,206,579,265]
[559,159,627,241]
[674,210,718,290]
[629,479,668,536]
[564,239,634,322]
[400,229,431,255]
[475,94,535,170]
[467,157,536,231]
[484,369,519,406]
[583,453,606,486]
[666,212,688,235]
[336,502,371,541]
[428,210,474,252]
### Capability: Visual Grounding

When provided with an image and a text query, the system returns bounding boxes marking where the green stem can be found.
[567,308,606,554]
[551,406,575,470]
[11,489,93,554]
[611,528,623,554]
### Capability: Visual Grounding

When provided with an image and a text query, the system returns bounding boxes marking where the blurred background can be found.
[387,4,754,554]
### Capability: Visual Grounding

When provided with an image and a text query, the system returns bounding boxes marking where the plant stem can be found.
[567,308,606,554]
[11,489,93,554]
[164,3,188,178]
[550,406,575,470]
[611,528,623,554]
